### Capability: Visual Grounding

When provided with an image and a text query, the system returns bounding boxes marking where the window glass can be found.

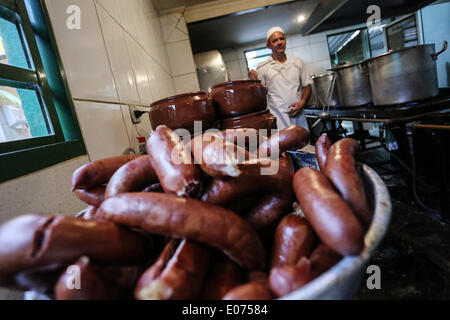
[245,47,272,70]
[0,16,33,69]
[327,29,371,67]
[0,85,52,142]
[386,15,418,50]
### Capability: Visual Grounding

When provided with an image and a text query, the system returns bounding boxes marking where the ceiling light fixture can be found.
[296,15,305,23]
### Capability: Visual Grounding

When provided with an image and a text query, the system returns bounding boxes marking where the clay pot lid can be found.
[211,80,262,90]
[150,91,208,107]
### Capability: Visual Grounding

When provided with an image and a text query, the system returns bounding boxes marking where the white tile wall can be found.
[74,100,132,160]
[173,73,201,94]
[120,105,152,152]
[96,3,140,104]
[166,40,197,77]
[44,0,178,161]
[125,34,153,106]
[310,41,331,62]
[45,0,118,102]
[96,0,120,22]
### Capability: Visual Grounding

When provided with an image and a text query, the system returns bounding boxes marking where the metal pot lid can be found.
[363,44,434,63]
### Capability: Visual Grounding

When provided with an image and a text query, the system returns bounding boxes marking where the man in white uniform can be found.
[248,26,312,131]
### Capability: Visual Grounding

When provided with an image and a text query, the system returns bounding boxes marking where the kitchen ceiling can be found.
[151,0,217,12]
[188,0,319,53]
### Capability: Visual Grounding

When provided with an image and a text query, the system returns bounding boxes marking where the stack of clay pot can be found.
[148,91,215,135]
[210,80,277,132]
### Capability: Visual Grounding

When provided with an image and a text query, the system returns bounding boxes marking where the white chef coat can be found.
[256,55,313,131]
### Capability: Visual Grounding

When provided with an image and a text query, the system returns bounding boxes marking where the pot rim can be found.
[329,61,365,71]
[211,79,262,90]
[311,72,336,79]
[219,108,270,122]
[363,44,435,63]
[150,91,208,107]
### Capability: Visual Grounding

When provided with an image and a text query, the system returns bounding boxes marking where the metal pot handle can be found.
[431,40,448,60]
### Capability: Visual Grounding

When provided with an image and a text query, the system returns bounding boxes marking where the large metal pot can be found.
[312,73,340,107]
[280,162,392,300]
[366,42,448,105]
[332,62,372,107]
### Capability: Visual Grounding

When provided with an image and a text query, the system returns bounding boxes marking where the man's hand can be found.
[248,69,258,80]
[288,100,306,117]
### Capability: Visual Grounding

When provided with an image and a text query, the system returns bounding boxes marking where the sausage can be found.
[54,256,124,300]
[0,214,152,291]
[200,256,243,300]
[75,206,98,220]
[245,187,294,230]
[222,280,272,300]
[315,133,331,173]
[73,186,105,207]
[247,271,268,282]
[309,244,342,279]
[147,125,202,198]
[97,192,265,270]
[243,156,295,229]
[135,239,210,300]
[142,183,163,193]
[191,133,251,178]
[220,128,260,152]
[201,158,292,206]
[258,125,310,157]
[71,154,142,191]
[224,194,258,216]
[270,213,315,268]
[293,167,364,256]
[105,155,158,198]
[324,138,373,229]
[269,257,312,298]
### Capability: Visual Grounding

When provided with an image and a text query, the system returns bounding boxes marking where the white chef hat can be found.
[266,26,284,42]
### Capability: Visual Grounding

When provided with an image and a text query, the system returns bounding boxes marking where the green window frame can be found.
[0,0,86,183]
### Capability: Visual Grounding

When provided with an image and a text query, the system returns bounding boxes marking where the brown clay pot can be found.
[149,92,215,134]
[217,109,277,133]
[210,80,267,119]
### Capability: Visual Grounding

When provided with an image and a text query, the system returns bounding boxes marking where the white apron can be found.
[257,56,313,131]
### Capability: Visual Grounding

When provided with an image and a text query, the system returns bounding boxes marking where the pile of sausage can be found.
[0,125,373,300]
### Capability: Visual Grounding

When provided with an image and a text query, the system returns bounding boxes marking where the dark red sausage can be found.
[324,138,373,229]
[258,125,310,157]
[71,154,142,191]
[54,256,123,300]
[147,125,202,198]
[220,128,260,152]
[97,192,265,270]
[135,239,210,300]
[222,280,272,300]
[270,213,315,268]
[315,133,331,173]
[309,244,342,279]
[105,155,158,198]
[201,158,292,206]
[269,257,312,298]
[191,133,254,178]
[73,186,105,207]
[293,167,364,256]
[0,214,153,291]
[200,256,243,300]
